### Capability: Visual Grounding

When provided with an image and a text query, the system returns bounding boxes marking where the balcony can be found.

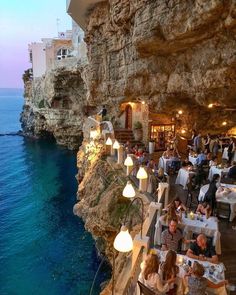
[67,0,105,30]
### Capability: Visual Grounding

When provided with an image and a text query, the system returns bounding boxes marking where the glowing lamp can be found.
[113,226,133,252]
[181,129,186,134]
[137,166,148,179]
[141,101,145,105]
[90,129,98,140]
[178,110,183,115]
[122,181,136,198]
[124,155,133,166]
[222,121,227,126]
[113,140,120,149]
[105,137,112,145]
[208,103,213,108]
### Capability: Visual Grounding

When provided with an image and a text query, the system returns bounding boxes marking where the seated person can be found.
[182,158,194,168]
[139,252,175,294]
[163,204,182,225]
[209,156,217,167]
[160,250,179,295]
[165,197,187,212]
[185,261,228,295]
[228,161,236,179]
[147,159,158,172]
[135,148,144,158]
[162,147,172,159]
[186,233,218,264]
[161,220,183,252]
[138,151,149,165]
[196,202,212,219]
[195,150,206,166]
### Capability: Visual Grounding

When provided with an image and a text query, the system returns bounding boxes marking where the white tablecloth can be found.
[208,166,229,181]
[198,184,236,222]
[175,168,194,189]
[222,147,229,160]
[158,157,171,173]
[154,215,221,254]
[189,155,197,165]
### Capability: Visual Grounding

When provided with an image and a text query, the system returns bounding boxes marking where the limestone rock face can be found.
[83,0,236,131]
[21,65,86,149]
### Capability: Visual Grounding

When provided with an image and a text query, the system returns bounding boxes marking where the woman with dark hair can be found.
[160,250,179,294]
[166,197,187,212]
[196,201,212,219]
[139,253,175,294]
[204,174,220,214]
[163,203,182,224]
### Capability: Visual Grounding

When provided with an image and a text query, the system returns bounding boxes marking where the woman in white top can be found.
[139,253,175,294]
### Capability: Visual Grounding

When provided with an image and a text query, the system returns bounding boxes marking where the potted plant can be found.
[133,121,143,141]
[148,139,155,154]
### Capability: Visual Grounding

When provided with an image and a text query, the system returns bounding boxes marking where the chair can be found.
[216,202,231,221]
[138,281,155,295]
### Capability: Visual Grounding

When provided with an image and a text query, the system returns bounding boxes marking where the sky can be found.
[0,0,72,89]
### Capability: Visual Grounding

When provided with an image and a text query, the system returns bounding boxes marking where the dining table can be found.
[208,166,229,181]
[154,214,221,254]
[199,183,236,222]
[138,250,227,295]
[175,167,195,189]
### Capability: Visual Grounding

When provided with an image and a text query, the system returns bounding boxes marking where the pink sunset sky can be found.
[0,0,72,89]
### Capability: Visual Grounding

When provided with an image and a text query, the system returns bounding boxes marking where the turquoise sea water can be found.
[0,89,110,295]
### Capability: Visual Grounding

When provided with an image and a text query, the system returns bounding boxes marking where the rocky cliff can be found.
[83,0,236,132]
[21,63,86,149]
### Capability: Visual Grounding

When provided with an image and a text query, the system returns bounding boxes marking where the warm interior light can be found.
[208,103,213,108]
[122,181,136,198]
[178,110,183,115]
[222,121,227,126]
[137,166,148,179]
[124,155,134,166]
[105,137,112,145]
[113,140,120,149]
[113,226,133,252]
[141,101,145,105]
[181,129,186,134]
[90,129,98,140]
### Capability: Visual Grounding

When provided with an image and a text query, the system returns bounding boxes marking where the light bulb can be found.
[137,166,148,179]
[124,155,133,166]
[178,110,183,115]
[105,137,112,145]
[113,140,120,149]
[122,181,136,198]
[113,226,133,252]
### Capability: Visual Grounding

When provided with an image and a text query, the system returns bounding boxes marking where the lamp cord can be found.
[89,255,107,295]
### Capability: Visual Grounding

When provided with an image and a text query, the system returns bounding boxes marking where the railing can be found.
[114,201,163,295]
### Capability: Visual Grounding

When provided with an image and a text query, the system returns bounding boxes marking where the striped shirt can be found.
[161,229,183,251]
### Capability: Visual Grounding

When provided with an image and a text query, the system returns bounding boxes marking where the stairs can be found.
[114,129,143,146]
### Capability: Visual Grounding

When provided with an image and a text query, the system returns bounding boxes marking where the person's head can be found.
[192,261,205,277]
[212,156,217,161]
[102,105,106,108]
[168,219,178,234]
[196,234,207,249]
[232,161,236,166]
[166,147,170,152]
[143,254,160,280]
[172,197,181,208]
[165,249,177,266]
[212,174,220,182]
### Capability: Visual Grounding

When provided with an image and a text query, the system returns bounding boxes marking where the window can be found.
[56,48,71,60]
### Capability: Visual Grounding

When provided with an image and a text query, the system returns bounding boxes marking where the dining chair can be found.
[138,281,155,295]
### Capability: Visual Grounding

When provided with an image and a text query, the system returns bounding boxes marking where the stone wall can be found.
[83,0,236,134]
[21,64,86,149]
